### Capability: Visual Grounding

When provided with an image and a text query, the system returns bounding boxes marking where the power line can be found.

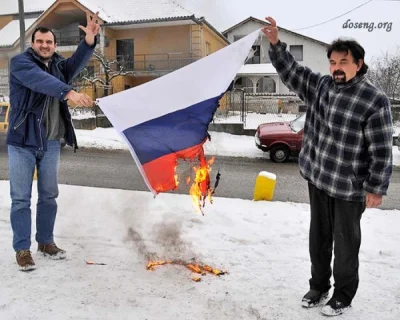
[293,0,374,31]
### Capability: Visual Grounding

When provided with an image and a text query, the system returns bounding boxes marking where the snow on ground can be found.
[74,128,400,167]
[0,181,399,320]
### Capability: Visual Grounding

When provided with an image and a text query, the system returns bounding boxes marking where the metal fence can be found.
[214,91,304,129]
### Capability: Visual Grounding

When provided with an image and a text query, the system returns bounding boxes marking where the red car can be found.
[255,113,306,162]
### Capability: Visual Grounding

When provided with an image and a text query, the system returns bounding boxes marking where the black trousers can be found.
[307,182,366,306]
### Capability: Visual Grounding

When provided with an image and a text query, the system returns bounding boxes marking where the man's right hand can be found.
[65,90,93,107]
[262,16,279,46]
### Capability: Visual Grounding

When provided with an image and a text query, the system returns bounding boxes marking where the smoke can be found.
[124,214,197,262]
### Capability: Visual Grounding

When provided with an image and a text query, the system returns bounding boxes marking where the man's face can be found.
[31,31,56,61]
[329,50,361,84]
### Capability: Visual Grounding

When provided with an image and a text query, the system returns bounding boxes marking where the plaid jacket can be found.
[269,40,394,202]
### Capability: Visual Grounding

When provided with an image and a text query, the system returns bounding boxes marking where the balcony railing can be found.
[113,53,201,73]
[55,35,83,46]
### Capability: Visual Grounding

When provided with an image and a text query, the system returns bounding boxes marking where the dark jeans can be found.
[8,141,61,251]
[307,182,366,306]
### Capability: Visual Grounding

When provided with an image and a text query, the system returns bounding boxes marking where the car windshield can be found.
[0,106,8,122]
[290,114,306,133]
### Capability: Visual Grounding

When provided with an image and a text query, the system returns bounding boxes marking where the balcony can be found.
[113,53,201,75]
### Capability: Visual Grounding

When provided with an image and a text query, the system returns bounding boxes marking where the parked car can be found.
[0,101,9,133]
[0,102,9,147]
[255,113,306,162]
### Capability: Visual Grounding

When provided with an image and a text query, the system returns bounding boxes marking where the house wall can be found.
[225,20,330,94]
[202,24,227,56]
[106,25,191,59]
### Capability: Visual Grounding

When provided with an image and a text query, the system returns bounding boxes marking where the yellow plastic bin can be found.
[253,171,277,201]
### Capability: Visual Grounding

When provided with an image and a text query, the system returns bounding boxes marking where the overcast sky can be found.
[177,0,400,64]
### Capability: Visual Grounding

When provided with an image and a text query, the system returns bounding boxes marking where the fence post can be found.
[240,89,245,124]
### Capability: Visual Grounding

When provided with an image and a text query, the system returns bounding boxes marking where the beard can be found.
[332,70,346,83]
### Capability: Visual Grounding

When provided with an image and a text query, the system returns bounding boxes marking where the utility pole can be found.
[18,0,25,52]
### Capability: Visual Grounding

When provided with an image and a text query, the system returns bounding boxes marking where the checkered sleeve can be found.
[268,40,323,105]
[363,96,394,195]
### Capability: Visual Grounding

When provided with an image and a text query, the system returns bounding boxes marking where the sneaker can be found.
[37,243,66,260]
[321,298,351,316]
[16,250,36,271]
[302,289,329,308]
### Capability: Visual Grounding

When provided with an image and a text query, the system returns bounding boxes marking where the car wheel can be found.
[270,145,289,163]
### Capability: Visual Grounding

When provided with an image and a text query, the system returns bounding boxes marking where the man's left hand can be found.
[79,11,101,46]
[366,193,382,208]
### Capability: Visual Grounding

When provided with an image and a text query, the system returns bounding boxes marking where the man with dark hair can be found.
[7,12,100,271]
[31,27,58,44]
[262,17,393,316]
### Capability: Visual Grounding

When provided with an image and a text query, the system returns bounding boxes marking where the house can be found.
[222,17,330,94]
[0,0,229,97]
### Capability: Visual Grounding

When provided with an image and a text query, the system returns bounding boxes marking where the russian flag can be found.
[96,29,262,196]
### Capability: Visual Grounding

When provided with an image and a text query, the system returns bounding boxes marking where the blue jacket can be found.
[6,39,96,152]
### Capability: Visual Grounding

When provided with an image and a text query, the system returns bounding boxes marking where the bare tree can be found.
[368,48,400,100]
[78,49,135,97]
[72,50,135,127]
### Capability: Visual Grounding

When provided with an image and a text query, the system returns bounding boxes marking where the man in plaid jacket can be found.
[262,17,394,316]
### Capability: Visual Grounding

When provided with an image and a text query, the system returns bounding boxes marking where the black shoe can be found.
[321,297,351,316]
[302,289,329,308]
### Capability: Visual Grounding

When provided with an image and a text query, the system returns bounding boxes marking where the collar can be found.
[26,47,60,66]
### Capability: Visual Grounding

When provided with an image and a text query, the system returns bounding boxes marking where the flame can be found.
[174,165,179,188]
[146,259,227,281]
[189,147,215,215]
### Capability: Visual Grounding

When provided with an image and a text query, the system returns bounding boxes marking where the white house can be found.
[222,17,330,94]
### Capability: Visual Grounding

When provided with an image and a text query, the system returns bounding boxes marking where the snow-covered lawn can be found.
[74,128,400,167]
[0,181,399,319]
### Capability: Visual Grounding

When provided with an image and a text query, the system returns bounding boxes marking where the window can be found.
[233,35,245,42]
[246,45,260,64]
[290,45,303,61]
[117,39,134,70]
[117,39,134,60]
[206,42,211,56]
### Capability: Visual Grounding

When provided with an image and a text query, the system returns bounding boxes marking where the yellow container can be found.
[253,171,277,201]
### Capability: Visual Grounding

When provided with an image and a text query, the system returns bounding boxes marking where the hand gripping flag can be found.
[96,29,262,196]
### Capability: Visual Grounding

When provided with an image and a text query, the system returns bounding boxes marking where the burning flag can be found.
[96,29,262,207]
[146,259,227,282]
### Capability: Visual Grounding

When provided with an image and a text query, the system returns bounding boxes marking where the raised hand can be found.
[262,16,279,46]
[79,11,100,46]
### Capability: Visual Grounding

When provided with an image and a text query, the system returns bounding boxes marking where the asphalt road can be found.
[0,143,399,210]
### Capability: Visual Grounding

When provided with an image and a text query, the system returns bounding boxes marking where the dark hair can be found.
[31,27,57,44]
[327,38,368,75]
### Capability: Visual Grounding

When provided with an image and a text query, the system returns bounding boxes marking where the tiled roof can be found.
[77,0,195,24]
[1,0,195,23]
[0,0,55,15]
[0,18,38,47]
